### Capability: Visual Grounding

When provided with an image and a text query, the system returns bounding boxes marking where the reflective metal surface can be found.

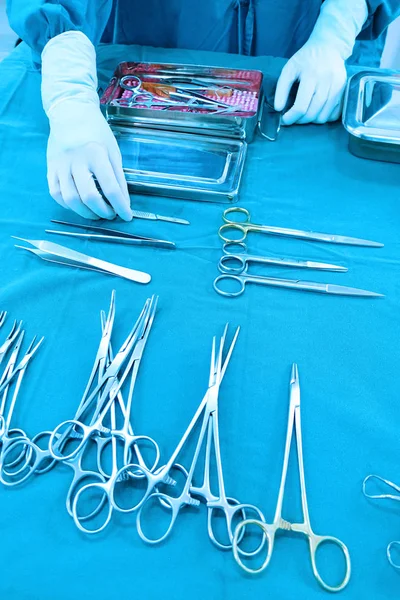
[343,69,400,163]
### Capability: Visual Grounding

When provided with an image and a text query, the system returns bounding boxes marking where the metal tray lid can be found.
[343,69,400,144]
[113,125,247,203]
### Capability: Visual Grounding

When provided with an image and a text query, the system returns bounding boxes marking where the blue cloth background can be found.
[0,43,399,599]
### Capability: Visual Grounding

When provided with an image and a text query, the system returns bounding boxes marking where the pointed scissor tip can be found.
[290,363,299,384]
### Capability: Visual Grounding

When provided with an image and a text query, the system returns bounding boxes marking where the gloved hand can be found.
[41,31,132,221]
[274,0,368,125]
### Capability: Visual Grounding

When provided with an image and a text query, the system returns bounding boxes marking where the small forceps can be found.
[232,365,351,593]
[219,242,347,274]
[218,207,384,247]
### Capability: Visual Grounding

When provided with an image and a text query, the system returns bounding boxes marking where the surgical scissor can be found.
[119,75,154,107]
[219,242,348,274]
[213,271,384,298]
[232,364,351,593]
[218,207,384,247]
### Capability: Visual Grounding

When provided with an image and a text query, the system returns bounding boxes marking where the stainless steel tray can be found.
[343,69,400,163]
[101,61,263,142]
[114,126,247,203]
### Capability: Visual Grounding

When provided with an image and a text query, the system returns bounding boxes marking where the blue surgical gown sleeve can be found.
[359,0,400,39]
[6,0,113,65]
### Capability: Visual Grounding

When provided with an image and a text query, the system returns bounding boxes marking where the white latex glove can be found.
[275,0,368,125]
[42,31,132,221]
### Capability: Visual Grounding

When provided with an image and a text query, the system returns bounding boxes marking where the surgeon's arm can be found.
[359,0,400,39]
[6,1,132,220]
[274,0,369,125]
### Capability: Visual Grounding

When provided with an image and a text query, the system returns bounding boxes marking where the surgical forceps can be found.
[0,319,23,366]
[218,207,384,247]
[48,297,159,466]
[0,329,43,395]
[219,242,348,274]
[0,332,44,481]
[47,221,175,250]
[0,311,7,329]
[363,474,400,569]
[71,296,160,533]
[138,74,252,87]
[0,292,120,487]
[119,76,238,113]
[131,326,264,547]
[232,365,351,593]
[0,333,33,457]
[13,238,151,284]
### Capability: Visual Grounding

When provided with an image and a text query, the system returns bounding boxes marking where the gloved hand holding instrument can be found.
[41,31,132,221]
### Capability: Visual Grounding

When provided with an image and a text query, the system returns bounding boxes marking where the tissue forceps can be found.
[53,212,189,226]
[47,221,175,250]
[232,365,351,593]
[219,242,348,274]
[218,207,384,247]
[13,238,151,284]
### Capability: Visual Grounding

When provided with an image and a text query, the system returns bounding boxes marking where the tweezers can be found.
[13,238,151,284]
[49,221,175,249]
